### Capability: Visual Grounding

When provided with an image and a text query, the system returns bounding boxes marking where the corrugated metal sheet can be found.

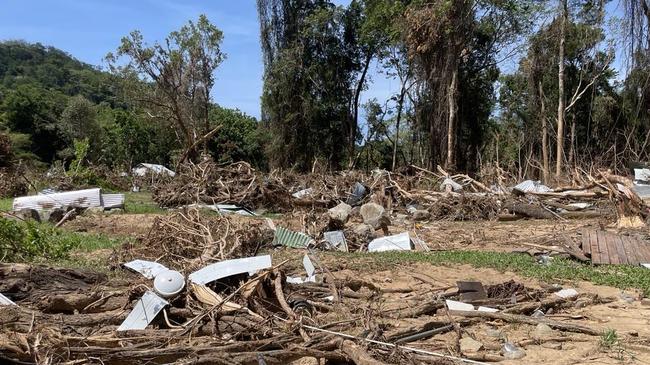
[188,255,272,285]
[0,293,16,306]
[102,194,125,209]
[117,291,168,331]
[368,232,412,252]
[273,227,313,248]
[123,260,169,279]
[13,188,102,211]
[512,180,552,194]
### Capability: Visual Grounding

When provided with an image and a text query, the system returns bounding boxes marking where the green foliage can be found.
[0,218,80,261]
[124,192,165,214]
[600,329,618,348]
[208,105,267,168]
[107,15,226,162]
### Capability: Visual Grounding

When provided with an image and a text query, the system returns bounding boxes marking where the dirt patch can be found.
[64,213,162,236]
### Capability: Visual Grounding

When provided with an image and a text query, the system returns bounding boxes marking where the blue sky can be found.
[0,1,627,119]
[0,0,395,119]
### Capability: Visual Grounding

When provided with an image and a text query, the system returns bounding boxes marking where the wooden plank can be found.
[633,237,650,265]
[621,236,640,265]
[581,230,591,255]
[596,230,610,265]
[605,232,621,265]
[614,234,629,265]
[590,230,601,264]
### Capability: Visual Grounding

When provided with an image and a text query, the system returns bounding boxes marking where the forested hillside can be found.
[0,41,263,169]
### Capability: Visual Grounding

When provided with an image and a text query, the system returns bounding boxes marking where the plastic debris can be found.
[117,291,169,331]
[555,288,578,299]
[189,255,272,285]
[512,180,552,194]
[368,232,412,252]
[347,182,367,206]
[501,342,526,359]
[291,188,313,199]
[440,177,463,192]
[323,230,348,252]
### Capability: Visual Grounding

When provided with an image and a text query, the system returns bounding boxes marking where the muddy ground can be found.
[2,208,650,365]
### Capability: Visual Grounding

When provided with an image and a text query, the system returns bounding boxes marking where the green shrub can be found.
[0,218,80,261]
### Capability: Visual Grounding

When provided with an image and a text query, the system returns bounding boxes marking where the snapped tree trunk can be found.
[446,68,458,170]
[539,81,549,183]
[555,0,567,178]
[568,114,576,167]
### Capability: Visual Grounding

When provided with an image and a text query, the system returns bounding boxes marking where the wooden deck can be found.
[580,229,650,265]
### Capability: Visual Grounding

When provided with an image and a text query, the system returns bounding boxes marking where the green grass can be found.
[601,329,619,348]
[0,197,12,211]
[123,191,166,214]
[331,250,650,296]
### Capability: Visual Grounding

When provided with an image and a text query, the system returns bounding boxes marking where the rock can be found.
[641,298,650,307]
[47,208,66,224]
[485,328,504,339]
[360,203,385,228]
[328,203,352,224]
[460,337,483,353]
[533,323,555,339]
[15,208,41,222]
[353,223,374,238]
[105,208,124,215]
[411,209,431,221]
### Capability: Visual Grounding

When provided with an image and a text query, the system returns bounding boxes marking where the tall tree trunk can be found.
[555,0,567,178]
[391,85,407,171]
[539,81,549,183]
[568,114,576,167]
[446,68,458,170]
[351,51,373,162]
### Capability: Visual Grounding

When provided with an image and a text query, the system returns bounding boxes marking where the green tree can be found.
[107,15,225,166]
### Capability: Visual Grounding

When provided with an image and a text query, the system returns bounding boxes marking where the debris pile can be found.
[116,208,274,270]
[0,259,617,365]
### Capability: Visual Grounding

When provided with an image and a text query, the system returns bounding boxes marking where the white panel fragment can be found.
[0,293,16,306]
[117,291,168,331]
[368,232,412,252]
[292,188,313,199]
[132,163,175,177]
[188,255,272,285]
[446,300,475,312]
[13,188,102,211]
[102,194,125,209]
[303,255,316,278]
[123,260,169,279]
[555,288,578,299]
[477,306,500,313]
